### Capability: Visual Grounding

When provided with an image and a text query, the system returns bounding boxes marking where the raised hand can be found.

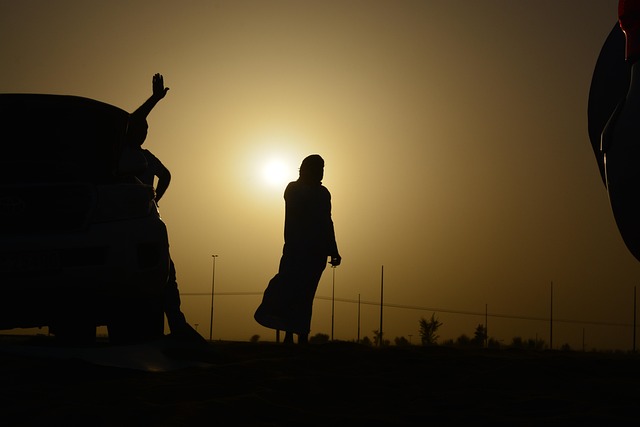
[152,73,169,100]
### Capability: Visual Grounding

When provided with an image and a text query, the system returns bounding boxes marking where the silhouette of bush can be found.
[372,329,390,346]
[487,338,501,349]
[472,324,487,347]
[511,336,524,349]
[526,338,546,351]
[360,336,372,346]
[250,334,260,343]
[309,333,329,344]
[456,334,473,347]
[394,336,410,346]
[419,313,442,346]
[509,336,546,351]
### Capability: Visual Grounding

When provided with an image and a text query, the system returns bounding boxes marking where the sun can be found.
[243,133,305,191]
[261,157,294,188]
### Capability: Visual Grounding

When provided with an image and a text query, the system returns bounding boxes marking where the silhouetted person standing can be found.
[129,74,204,344]
[255,155,341,344]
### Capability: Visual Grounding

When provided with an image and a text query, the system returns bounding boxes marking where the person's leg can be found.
[295,257,327,338]
[165,258,207,344]
[164,258,187,331]
[276,255,325,342]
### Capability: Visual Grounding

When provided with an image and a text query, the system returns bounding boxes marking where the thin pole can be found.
[634,286,637,353]
[209,254,218,341]
[485,303,488,348]
[549,281,553,350]
[357,293,361,343]
[379,265,384,347]
[331,265,336,340]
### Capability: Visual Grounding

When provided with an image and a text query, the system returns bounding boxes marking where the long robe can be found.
[255,179,338,335]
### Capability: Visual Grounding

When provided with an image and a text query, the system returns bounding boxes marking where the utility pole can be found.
[549,281,553,350]
[357,293,361,343]
[485,303,488,348]
[379,265,384,347]
[209,254,218,341]
[634,286,637,353]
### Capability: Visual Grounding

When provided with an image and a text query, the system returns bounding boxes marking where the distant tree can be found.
[372,330,390,347]
[250,334,260,343]
[455,334,471,347]
[394,336,410,347]
[527,338,545,351]
[309,333,330,344]
[487,338,501,349]
[372,329,381,346]
[561,343,572,352]
[419,313,442,346]
[511,336,524,349]
[360,336,372,346]
[510,336,545,351]
[472,324,487,347]
[525,338,536,350]
[538,339,547,351]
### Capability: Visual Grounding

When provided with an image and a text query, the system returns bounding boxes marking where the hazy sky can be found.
[2,0,637,350]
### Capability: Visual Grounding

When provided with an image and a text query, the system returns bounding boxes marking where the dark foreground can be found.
[0,335,638,426]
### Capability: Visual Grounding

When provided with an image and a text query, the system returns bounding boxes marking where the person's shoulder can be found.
[142,149,161,162]
[287,180,318,199]
[285,180,301,190]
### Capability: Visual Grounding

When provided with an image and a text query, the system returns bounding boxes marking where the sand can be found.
[0,335,638,426]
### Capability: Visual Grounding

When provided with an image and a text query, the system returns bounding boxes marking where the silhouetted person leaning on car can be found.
[255,154,341,344]
[128,73,205,344]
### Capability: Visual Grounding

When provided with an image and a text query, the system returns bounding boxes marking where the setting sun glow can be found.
[261,157,294,188]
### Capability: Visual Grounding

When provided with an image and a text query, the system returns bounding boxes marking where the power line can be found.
[181,291,633,328]
[314,296,633,327]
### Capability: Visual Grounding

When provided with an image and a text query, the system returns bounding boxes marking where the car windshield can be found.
[0,94,129,184]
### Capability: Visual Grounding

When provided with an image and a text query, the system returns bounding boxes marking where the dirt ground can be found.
[0,335,638,426]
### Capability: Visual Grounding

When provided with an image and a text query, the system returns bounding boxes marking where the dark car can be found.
[0,94,170,344]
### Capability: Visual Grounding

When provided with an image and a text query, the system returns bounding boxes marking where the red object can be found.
[619,0,640,62]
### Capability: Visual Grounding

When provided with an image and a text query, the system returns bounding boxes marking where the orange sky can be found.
[2,0,638,350]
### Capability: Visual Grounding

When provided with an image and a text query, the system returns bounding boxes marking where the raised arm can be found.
[131,73,170,120]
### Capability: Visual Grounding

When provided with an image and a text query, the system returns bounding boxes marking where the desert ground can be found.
[0,335,638,426]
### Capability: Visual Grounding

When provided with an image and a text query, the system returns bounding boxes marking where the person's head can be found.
[126,113,148,147]
[299,154,324,184]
